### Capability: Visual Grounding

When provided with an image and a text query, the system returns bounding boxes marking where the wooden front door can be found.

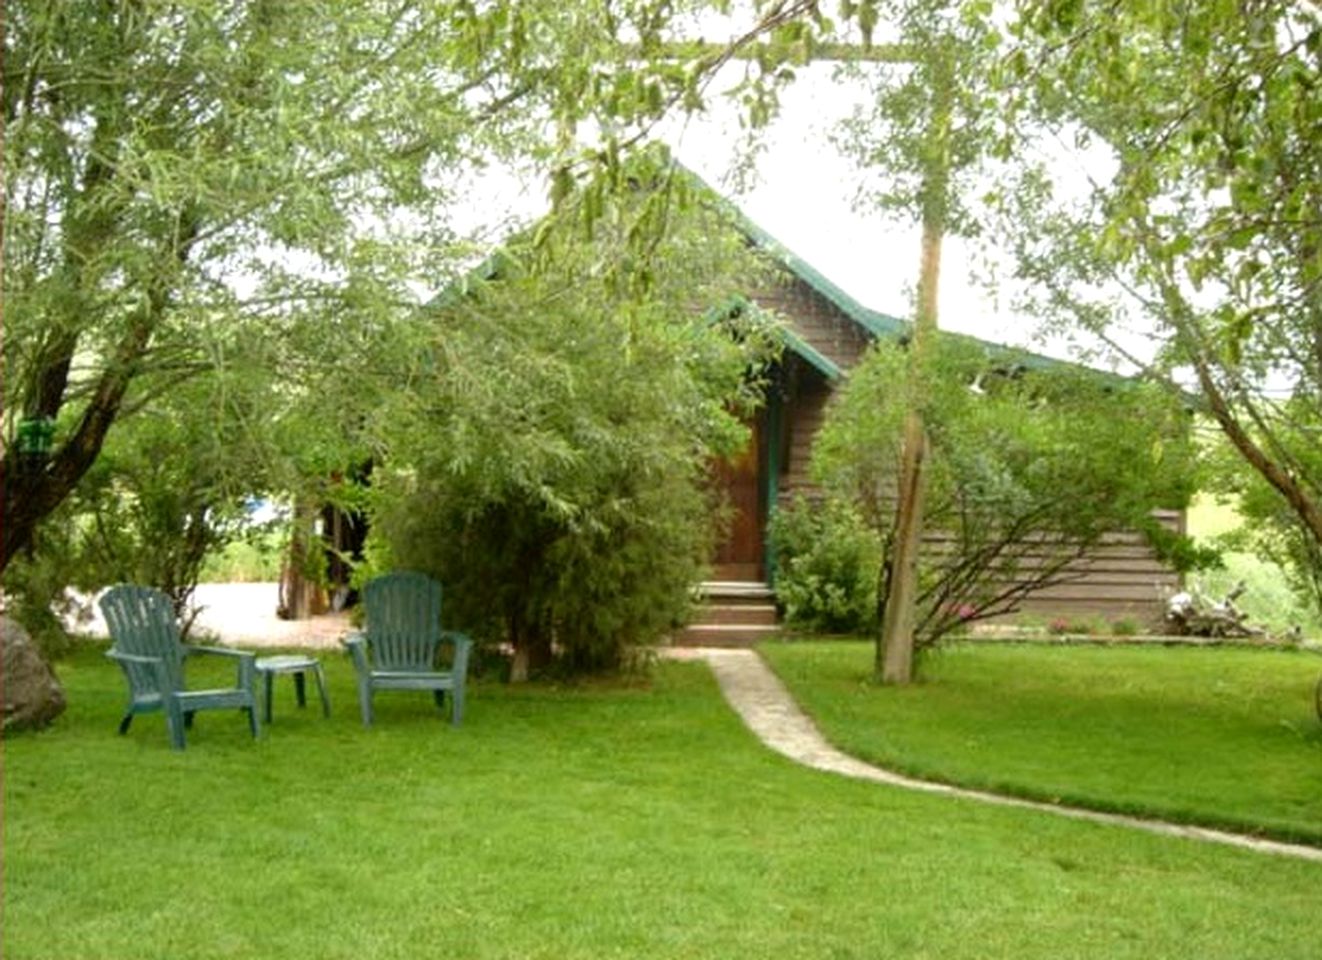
[712,415,764,582]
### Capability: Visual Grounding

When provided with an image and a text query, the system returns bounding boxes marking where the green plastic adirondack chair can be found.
[100,585,260,750]
[344,571,472,726]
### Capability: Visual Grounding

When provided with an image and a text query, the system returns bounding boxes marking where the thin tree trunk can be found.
[878,216,943,684]
[1143,229,1322,550]
[279,498,325,620]
[877,47,953,684]
[509,613,553,683]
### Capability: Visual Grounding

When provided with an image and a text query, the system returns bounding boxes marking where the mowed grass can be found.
[5,646,1321,960]
[762,641,1322,844]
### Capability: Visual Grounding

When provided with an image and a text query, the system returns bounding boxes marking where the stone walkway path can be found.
[667,647,1322,864]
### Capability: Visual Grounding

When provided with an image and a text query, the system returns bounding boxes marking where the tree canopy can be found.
[812,337,1201,653]
[0,0,801,573]
[999,0,1321,604]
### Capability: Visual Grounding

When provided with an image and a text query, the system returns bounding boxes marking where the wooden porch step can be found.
[676,580,781,647]
[672,623,783,648]
[695,581,775,601]
[699,603,778,626]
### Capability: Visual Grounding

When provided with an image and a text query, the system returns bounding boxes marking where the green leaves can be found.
[4,0,819,571]
[366,172,774,671]
[815,337,1200,645]
[834,0,1010,238]
[1000,0,1322,586]
[770,495,882,633]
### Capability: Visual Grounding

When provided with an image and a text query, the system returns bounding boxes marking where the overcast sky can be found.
[665,64,1011,336]
[659,56,1140,369]
[449,57,1132,369]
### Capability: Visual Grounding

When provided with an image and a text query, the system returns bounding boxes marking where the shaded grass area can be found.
[5,645,1321,959]
[762,641,1322,845]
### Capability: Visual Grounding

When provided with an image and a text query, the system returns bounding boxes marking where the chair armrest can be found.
[182,643,251,661]
[344,633,370,674]
[106,649,164,666]
[106,649,172,689]
[440,630,473,677]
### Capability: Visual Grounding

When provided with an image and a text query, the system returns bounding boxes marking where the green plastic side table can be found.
[256,655,331,723]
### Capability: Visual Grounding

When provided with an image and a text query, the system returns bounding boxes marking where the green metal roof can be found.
[778,326,845,382]
[729,211,911,343]
[431,161,1109,386]
[426,249,517,310]
[706,293,844,382]
[677,163,1086,380]
[679,166,909,343]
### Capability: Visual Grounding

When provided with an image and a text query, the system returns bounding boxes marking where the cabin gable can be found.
[752,267,885,372]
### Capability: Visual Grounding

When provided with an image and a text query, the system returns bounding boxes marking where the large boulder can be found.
[2,615,67,733]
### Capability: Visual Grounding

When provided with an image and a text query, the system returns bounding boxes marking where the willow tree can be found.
[369,153,778,679]
[0,0,815,577]
[1001,0,1322,616]
[813,337,1201,649]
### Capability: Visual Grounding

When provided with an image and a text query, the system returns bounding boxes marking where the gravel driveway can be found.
[76,582,351,651]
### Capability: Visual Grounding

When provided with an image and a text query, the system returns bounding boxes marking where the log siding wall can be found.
[750,278,1183,627]
[754,275,874,371]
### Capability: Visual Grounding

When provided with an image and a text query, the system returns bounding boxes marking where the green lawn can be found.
[762,640,1322,844]
[5,645,1321,960]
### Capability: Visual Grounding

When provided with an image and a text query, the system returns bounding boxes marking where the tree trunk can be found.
[1192,354,1322,548]
[509,612,553,683]
[278,498,327,620]
[878,214,943,684]
[876,48,953,685]
[878,413,931,683]
[0,195,198,576]
[1,318,152,573]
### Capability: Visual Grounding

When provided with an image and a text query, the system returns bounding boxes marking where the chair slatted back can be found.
[364,572,442,671]
[100,585,186,694]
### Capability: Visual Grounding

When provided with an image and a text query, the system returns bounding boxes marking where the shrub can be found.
[812,337,1204,653]
[1,532,79,657]
[769,496,882,634]
[365,166,775,678]
[1110,618,1140,637]
[374,460,717,678]
[200,528,285,583]
[1047,617,1102,636]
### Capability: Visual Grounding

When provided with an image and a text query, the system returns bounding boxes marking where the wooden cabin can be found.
[276,176,1183,639]
[689,210,1183,642]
